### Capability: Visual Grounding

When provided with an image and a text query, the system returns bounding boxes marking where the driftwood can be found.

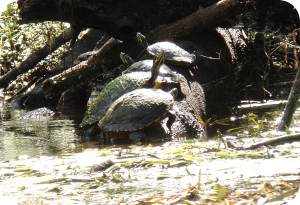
[0,27,74,89]
[229,133,300,150]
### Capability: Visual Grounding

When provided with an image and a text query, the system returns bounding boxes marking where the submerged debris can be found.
[18,107,55,120]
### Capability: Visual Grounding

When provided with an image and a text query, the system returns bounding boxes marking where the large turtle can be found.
[120,49,205,128]
[80,51,166,128]
[136,32,196,65]
[98,88,178,139]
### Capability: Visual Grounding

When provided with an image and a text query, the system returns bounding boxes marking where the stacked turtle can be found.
[80,33,205,143]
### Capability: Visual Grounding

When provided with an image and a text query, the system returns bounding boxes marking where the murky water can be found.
[0,95,289,162]
[0,96,83,161]
[1,95,300,204]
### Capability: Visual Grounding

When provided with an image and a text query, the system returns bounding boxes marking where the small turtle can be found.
[120,52,179,84]
[136,32,196,65]
[80,52,166,128]
[120,52,134,68]
[98,88,178,139]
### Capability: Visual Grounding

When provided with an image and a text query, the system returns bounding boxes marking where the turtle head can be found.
[151,51,166,80]
[136,32,148,49]
[169,88,178,100]
[120,52,134,68]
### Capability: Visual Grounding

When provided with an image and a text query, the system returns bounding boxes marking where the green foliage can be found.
[248,31,295,69]
[285,125,291,134]
[0,1,70,76]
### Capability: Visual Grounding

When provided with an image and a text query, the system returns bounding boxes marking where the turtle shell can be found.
[98,88,176,132]
[147,42,195,65]
[80,72,152,127]
[123,60,179,84]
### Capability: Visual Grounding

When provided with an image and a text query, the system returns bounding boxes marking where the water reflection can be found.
[0,98,83,161]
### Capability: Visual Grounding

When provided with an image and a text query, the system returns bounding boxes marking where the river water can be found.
[2,93,300,204]
[0,95,83,161]
[0,94,289,162]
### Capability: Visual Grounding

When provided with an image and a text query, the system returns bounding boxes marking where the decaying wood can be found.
[42,37,122,100]
[0,27,74,89]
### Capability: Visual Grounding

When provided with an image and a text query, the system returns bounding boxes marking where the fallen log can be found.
[13,0,300,119]
[146,0,240,43]
[18,0,300,41]
[18,0,200,40]
[40,0,241,101]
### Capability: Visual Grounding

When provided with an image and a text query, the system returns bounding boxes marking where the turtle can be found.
[120,51,205,128]
[136,32,196,65]
[120,52,179,84]
[80,51,166,128]
[98,88,178,139]
[120,52,134,68]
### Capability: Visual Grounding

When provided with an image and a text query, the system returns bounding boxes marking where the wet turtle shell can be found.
[81,52,166,127]
[123,59,179,84]
[80,72,152,127]
[147,42,195,65]
[98,88,178,133]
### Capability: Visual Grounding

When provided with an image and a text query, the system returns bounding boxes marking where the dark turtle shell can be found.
[98,88,177,132]
[123,60,179,84]
[80,72,152,127]
[81,52,166,128]
[147,42,195,65]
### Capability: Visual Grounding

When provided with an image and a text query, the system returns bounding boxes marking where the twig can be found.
[232,133,300,149]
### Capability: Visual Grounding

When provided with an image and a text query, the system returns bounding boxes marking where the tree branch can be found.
[0,27,73,89]
[42,36,122,99]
